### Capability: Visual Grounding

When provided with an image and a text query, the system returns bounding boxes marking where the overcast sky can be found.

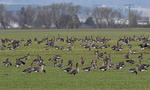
[0,0,149,8]
[0,0,150,17]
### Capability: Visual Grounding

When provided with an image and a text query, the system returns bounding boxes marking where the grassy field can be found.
[0,28,150,90]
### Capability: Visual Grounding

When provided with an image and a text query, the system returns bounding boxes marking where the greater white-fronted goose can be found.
[15,59,25,68]
[3,58,12,67]
[129,68,137,75]
[70,63,79,75]
[63,64,72,72]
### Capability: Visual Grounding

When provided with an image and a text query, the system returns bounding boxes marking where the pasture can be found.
[0,28,150,90]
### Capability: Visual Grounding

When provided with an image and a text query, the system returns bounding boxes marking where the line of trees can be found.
[0,3,150,29]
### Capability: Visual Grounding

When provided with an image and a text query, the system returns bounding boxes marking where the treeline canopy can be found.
[0,3,149,29]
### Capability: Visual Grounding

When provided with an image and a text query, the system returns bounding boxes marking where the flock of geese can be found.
[1,35,150,75]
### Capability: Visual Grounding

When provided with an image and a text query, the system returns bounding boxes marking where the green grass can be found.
[0,28,150,90]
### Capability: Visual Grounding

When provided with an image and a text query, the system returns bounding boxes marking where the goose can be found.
[83,65,93,72]
[54,45,60,50]
[66,47,72,51]
[115,65,120,70]
[81,59,85,66]
[129,68,137,75]
[80,56,85,66]
[7,46,16,50]
[31,58,43,66]
[138,53,143,64]
[66,39,72,44]
[128,44,132,49]
[97,53,104,59]
[33,64,46,73]
[126,60,135,64]
[111,45,117,50]
[53,60,58,67]
[34,37,37,41]
[111,41,122,51]
[54,46,64,50]
[124,52,130,59]
[56,36,64,42]
[66,37,73,44]
[70,63,79,75]
[1,44,7,50]
[118,62,125,69]
[37,40,43,44]
[83,61,94,72]
[138,53,143,60]
[52,55,61,61]
[148,59,150,62]
[3,58,12,67]
[137,64,147,72]
[139,43,149,50]
[24,39,32,46]
[117,45,123,51]
[31,55,43,66]
[130,49,137,54]
[23,67,34,73]
[94,50,99,55]
[139,44,145,50]
[57,59,63,69]
[91,44,99,49]
[115,62,125,70]
[85,45,91,51]
[99,66,107,71]
[102,56,111,66]
[101,44,110,49]
[42,37,48,42]
[67,60,73,66]
[93,60,98,69]
[141,64,150,68]
[15,59,25,68]
[63,64,72,72]
[45,45,50,50]
[19,53,30,60]
[48,58,51,61]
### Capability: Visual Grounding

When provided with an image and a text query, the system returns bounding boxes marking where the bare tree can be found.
[49,3,81,29]
[92,7,102,28]
[25,6,36,27]
[0,3,145,29]
[17,6,36,28]
[0,4,6,29]
[17,7,26,28]
[92,7,123,28]
[129,11,141,27]
[56,14,72,29]
[109,9,123,27]
[34,6,52,28]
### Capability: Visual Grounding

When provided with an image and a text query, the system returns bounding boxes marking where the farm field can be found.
[0,28,150,90]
